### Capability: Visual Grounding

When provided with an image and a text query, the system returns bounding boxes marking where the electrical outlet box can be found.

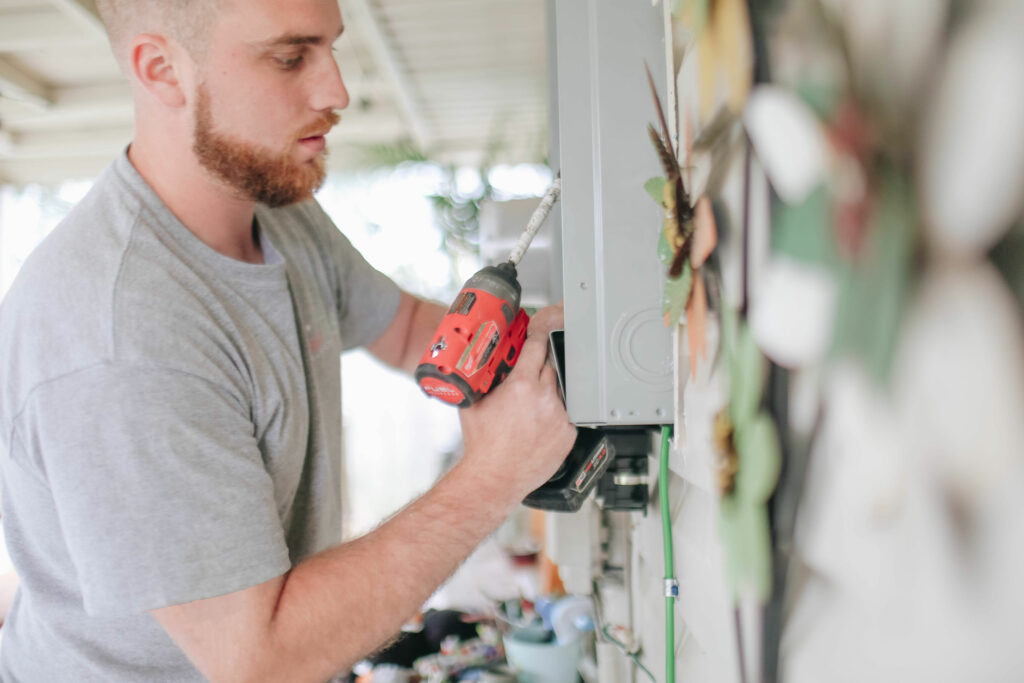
[549,0,673,427]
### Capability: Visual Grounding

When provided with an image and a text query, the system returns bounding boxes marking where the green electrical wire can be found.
[660,424,676,683]
[600,625,657,682]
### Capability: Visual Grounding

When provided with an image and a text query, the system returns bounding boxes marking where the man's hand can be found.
[458,302,576,498]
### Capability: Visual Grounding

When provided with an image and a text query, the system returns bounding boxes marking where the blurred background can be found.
[2,0,1024,681]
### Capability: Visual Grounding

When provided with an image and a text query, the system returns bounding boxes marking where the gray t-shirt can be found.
[0,152,401,680]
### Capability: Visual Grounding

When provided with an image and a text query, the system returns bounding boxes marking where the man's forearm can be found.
[397,296,446,374]
[258,457,519,681]
[366,293,447,375]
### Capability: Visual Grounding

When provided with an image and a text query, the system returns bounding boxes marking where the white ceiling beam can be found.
[0,57,53,108]
[343,0,434,151]
[0,130,15,156]
[0,82,131,130]
[0,9,98,50]
[0,126,132,160]
[0,155,109,186]
[49,0,108,39]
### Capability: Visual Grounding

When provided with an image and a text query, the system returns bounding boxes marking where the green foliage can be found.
[427,165,493,258]
[645,176,668,205]
[663,261,693,326]
[355,139,429,167]
[771,169,915,386]
[771,184,838,268]
[830,166,915,385]
[719,305,781,603]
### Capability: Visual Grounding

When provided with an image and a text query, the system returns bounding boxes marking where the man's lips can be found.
[299,135,327,153]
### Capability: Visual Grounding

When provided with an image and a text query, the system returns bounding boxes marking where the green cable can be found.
[600,625,657,682]
[660,424,676,683]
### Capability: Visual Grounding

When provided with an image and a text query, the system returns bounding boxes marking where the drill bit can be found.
[507,172,561,267]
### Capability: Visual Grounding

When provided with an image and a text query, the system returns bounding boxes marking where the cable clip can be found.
[664,578,679,599]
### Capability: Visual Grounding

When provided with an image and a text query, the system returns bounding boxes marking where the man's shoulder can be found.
[0,165,144,430]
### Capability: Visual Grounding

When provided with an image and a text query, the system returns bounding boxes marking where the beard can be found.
[192,84,340,208]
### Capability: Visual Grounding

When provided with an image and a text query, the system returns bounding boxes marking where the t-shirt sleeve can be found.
[303,201,401,350]
[20,363,292,617]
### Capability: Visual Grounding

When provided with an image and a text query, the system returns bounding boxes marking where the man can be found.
[0,0,576,680]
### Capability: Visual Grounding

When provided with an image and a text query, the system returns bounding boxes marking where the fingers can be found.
[515,303,563,379]
[513,334,550,379]
[527,302,564,340]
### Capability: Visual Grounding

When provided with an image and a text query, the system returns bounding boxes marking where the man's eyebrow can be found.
[256,24,345,49]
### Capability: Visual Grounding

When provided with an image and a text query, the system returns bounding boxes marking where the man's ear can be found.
[130,34,187,107]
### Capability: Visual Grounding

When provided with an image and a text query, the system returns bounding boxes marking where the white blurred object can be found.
[744,86,827,204]
[369,665,413,683]
[892,261,1024,504]
[749,256,838,368]
[919,2,1024,257]
[787,354,1024,683]
[795,362,910,586]
[827,0,948,110]
[424,536,525,613]
[549,595,595,644]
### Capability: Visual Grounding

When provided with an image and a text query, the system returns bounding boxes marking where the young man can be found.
[0,0,576,680]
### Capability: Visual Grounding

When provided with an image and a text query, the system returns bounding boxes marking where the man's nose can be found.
[312,55,349,112]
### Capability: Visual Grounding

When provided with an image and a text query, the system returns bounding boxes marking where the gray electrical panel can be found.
[549,0,673,426]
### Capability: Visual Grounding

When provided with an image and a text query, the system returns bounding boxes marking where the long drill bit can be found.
[508,172,561,267]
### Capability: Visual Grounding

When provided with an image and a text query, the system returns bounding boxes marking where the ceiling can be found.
[0,0,549,185]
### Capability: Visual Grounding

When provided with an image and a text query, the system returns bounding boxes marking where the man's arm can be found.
[365,291,446,374]
[151,307,576,683]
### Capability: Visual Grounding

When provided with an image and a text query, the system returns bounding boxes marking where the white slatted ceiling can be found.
[0,0,548,184]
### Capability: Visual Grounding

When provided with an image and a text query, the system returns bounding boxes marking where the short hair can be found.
[96,0,222,73]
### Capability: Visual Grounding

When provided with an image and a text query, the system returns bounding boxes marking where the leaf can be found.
[718,498,743,601]
[663,261,693,327]
[734,413,782,504]
[719,500,772,603]
[736,503,773,602]
[691,195,718,267]
[830,165,914,385]
[772,184,839,268]
[796,80,842,121]
[658,228,674,266]
[728,321,765,425]
[686,269,708,377]
[645,177,668,205]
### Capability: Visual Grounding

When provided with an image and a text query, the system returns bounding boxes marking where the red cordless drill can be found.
[415,174,561,407]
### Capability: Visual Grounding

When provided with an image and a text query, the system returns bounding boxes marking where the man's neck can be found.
[128,135,265,265]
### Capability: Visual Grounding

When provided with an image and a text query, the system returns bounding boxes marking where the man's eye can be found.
[276,55,304,70]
